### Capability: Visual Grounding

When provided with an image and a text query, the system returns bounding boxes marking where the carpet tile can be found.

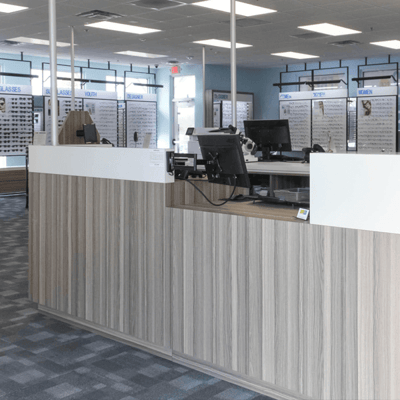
[0,196,277,400]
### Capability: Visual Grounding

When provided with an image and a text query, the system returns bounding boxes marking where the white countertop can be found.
[29,146,175,184]
[311,152,400,235]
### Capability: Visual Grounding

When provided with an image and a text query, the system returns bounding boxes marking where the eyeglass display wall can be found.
[357,87,397,152]
[279,89,349,152]
[0,85,33,156]
[44,96,83,145]
[83,98,118,146]
[312,98,347,152]
[279,100,311,151]
[126,94,157,148]
[117,102,126,147]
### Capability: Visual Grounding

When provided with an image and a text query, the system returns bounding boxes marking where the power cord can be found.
[184,176,237,207]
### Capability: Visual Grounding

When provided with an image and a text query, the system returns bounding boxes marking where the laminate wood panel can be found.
[0,169,26,193]
[58,111,100,145]
[29,174,400,400]
[29,173,170,349]
[170,208,400,400]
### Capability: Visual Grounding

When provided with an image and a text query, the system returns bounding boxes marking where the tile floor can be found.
[0,195,276,400]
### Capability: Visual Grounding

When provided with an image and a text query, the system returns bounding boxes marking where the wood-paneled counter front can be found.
[29,174,400,400]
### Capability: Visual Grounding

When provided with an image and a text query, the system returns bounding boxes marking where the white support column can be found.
[49,0,58,145]
[230,0,237,127]
[70,26,75,111]
[202,46,206,126]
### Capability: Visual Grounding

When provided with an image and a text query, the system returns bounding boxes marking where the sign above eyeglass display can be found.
[0,85,32,96]
[357,86,397,97]
[279,89,348,101]
[125,93,157,102]
[44,88,117,100]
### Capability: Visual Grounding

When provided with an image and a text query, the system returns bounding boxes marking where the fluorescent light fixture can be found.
[298,23,361,36]
[0,2,28,13]
[370,40,400,49]
[193,39,252,48]
[271,51,319,59]
[8,37,71,47]
[115,50,167,58]
[193,0,276,17]
[86,21,160,35]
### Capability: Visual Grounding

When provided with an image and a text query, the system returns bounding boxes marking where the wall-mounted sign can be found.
[171,66,181,75]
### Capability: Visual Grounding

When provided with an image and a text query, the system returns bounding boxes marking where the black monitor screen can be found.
[244,119,291,159]
[198,134,251,189]
[83,124,97,143]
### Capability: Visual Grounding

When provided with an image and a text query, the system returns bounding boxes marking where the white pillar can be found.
[70,26,75,111]
[230,0,237,127]
[49,0,58,145]
[202,46,206,126]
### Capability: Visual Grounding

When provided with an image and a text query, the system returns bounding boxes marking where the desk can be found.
[28,147,400,400]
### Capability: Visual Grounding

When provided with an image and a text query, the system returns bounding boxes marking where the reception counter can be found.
[29,146,400,400]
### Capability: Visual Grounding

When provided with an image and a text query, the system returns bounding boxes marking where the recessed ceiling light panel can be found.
[0,2,28,13]
[271,51,319,59]
[298,23,361,36]
[193,0,276,17]
[370,40,400,49]
[193,39,252,48]
[86,21,161,35]
[8,37,71,47]
[115,50,168,58]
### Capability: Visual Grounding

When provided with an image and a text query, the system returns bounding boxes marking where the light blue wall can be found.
[156,63,283,147]
[1,50,399,154]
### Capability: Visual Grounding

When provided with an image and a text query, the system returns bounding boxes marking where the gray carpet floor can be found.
[0,195,276,400]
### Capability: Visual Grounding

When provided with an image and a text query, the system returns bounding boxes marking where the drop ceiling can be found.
[1,0,400,68]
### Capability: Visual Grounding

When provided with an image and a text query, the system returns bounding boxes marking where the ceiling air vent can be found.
[167,60,179,65]
[329,40,362,47]
[130,0,186,11]
[76,10,124,20]
[221,18,271,28]
[290,32,328,40]
[0,40,24,47]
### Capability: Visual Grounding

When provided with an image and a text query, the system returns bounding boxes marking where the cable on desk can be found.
[184,177,237,207]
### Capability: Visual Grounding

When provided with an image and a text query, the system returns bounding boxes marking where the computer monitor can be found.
[197,134,251,189]
[244,119,291,161]
[83,124,97,143]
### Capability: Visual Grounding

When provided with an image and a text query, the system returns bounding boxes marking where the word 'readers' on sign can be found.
[125,93,157,102]
[0,85,32,95]
[171,66,181,75]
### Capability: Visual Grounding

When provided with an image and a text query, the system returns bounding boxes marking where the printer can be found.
[186,126,239,159]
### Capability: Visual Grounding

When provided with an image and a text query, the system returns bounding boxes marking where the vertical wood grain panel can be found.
[358,230,374,400]
[183,210,194,356]
[236,216,248,376]
[389,234,400,399]
[248,217,262,380]
[85,177,94,322]
[172,208,184,353]
[261,219,275,384]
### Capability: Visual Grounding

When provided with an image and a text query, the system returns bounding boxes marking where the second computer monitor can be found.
[244,119,291,161]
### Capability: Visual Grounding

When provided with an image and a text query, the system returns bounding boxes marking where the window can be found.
[299,73,346,91]
[174,75,196,99]
[32,69,42,96]
[125,77,149,95]
[42,70,81,90]
[363,70,397,88]
[106,76,125,99]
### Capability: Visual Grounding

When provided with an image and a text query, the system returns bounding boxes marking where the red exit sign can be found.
[171,66,181,74]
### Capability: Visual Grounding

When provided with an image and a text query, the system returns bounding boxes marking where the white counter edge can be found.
[29,146,175,184]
